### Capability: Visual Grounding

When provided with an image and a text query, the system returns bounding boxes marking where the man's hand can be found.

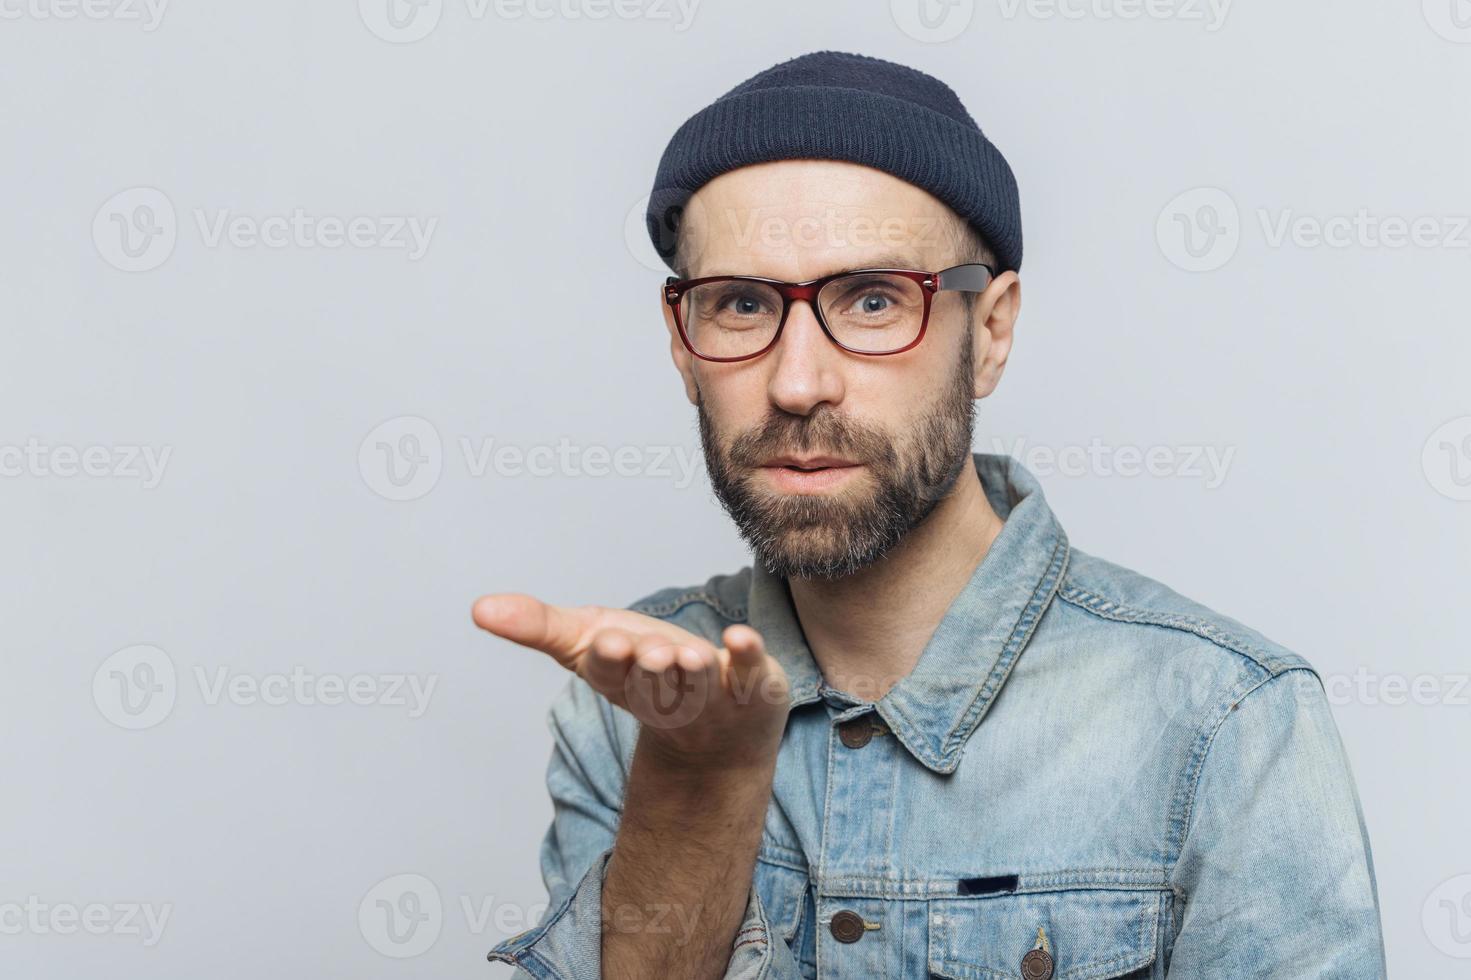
[474,594,794,978]
[472,595,790,767]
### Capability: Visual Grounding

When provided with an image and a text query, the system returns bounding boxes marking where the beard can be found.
[697,336,977,581]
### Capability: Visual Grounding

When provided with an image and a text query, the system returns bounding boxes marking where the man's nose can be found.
[766,300,845,417]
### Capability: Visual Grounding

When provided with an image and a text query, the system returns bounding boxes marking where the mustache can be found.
[727,408,896,469]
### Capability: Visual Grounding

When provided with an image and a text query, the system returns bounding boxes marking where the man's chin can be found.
[748,512,893,581]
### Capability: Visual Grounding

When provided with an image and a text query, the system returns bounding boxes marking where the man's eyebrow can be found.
[697,253,932,279]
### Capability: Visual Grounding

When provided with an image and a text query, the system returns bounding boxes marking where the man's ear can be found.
[971,271,1021,400]
[662,293,701,405]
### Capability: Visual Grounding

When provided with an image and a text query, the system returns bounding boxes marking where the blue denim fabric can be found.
[488,453,1385,979]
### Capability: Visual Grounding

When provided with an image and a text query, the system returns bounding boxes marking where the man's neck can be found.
[786,459,1005,702]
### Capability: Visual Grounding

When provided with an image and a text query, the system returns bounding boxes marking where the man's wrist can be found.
[633,726,783,784]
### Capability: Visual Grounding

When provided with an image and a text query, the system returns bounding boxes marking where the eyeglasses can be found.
[663,263,995,363]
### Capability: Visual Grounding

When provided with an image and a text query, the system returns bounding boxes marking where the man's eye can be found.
[835,288,901,316]
[725,296,765,315]
[715,290,773,316]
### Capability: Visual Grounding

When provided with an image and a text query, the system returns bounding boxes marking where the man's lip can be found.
[760,456,861,470]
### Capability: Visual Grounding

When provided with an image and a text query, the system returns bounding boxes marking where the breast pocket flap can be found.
[928,885,1165,980]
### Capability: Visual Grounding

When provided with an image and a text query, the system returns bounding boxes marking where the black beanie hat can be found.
[645,50,1022,274]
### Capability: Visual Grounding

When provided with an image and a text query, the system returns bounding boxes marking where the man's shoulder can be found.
[1055,547,1314,681]
[623,566,754,630]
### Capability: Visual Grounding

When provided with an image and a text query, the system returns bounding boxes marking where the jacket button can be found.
[1021,948,1054,980]
[837,717,875,749]
[829,909,866,943]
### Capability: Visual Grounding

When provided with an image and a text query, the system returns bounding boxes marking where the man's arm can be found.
[602,732,779,979]
[1167,668,1386,977]
[475,595,803,980]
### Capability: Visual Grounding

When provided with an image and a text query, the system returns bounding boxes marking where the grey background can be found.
[2,0,1468,976]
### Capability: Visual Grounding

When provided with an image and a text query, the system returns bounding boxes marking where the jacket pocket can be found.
[927,880,1167,980]
[753,847,809,944]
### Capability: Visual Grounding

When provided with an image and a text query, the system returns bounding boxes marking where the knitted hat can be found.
[646,50,1022,274]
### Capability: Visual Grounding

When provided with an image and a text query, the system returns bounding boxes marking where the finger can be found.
[624,632,714,731]
[471,594,598,669]
[580,627,638,700]
[672,638,721,696]
[722,624,768,685]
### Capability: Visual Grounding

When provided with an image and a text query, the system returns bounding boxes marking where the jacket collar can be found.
[746,453,1070,774]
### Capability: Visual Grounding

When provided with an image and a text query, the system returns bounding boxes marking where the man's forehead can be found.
[688,160,951,222]
[679,160,957,277]
[695,251,931,280]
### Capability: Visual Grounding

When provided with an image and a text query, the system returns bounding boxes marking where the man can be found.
[477,51,1385,979]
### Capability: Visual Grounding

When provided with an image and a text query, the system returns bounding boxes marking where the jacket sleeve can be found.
[486,675,804,979]
[1166,667,1386,978]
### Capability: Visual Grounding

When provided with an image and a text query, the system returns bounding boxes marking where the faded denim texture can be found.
[488,453,1385,979]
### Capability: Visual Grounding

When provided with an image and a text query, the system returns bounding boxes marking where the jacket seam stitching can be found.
[932,531,1071,766]
[880,530,1069,771]
[630,587,747,623]
[1169,667,1318,862]
[1056,582,1297,676]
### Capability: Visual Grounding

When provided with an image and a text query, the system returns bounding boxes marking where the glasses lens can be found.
[681,280,783,359]
[817,273,926,353]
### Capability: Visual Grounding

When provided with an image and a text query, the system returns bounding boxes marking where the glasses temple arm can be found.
[935,264,995,293]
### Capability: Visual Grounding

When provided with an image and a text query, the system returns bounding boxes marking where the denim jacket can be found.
[488,453,1385,978]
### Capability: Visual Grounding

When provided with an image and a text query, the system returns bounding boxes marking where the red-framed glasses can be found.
[663,264,994,363]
